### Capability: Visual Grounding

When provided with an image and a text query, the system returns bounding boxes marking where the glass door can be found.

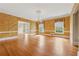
[18,21,30,34]
[18,21,25,34]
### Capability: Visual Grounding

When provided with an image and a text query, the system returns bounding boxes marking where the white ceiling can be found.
[0,3,74,21]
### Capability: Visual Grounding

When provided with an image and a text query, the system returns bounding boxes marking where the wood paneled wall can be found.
[0,13,36,38]
[44,16,70,36]
[0,12,70,38]
[44,19,55,34]
[64,16,70,36]
[0,13,18,38]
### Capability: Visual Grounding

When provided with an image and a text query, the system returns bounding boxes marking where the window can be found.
[18,21,30,34]
[18,21,24,33]
[24,22,30,33]
[39,23,44,33]
[55,22,64,34]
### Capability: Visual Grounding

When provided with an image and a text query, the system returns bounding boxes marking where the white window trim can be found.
[54,22,64,34]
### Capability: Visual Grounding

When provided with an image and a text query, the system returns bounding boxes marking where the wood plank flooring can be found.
[0,34,78,56]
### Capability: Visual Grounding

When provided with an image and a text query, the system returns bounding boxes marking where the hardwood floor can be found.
[0,34,78,56]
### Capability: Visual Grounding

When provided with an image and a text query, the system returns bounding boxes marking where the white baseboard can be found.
[0,36,17,41]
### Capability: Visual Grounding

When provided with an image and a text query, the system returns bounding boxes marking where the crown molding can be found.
[71,3,79,14]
